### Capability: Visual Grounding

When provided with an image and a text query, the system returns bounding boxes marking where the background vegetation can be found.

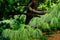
[0,0,60,40]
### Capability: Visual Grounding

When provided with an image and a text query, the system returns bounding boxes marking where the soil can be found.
[47,31,60,40]
[31,31,60,40]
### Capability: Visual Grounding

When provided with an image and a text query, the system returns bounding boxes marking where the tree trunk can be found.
[25,0,38,24]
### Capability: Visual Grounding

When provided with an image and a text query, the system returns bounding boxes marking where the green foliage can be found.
[31,29,43,38]
[19,15,26,24]
[20,0,30,5]
[0,15,26,30]
[0,0,59,19]
[29,2,60,31]
[0,20,10,32]
[14,15,20,19]
[37,0,59,10]
[50,17,58,28]
[2,29,20,40]
[41,14,52,22]
[18,25,31,40]
[2,29,11,38]
[58,12,60,21]
[57,22,60,29]
[0,0,60,40]
[2,25,45,40]
[8,0,15,5]
[40,35,47,40]
[29,17,41,28]
[2,25,31,40]
[10,15,26,30]
[41,22,50,31]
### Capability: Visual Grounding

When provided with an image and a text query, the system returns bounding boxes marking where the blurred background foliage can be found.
[0,0,59,20]
[0,0,60,40]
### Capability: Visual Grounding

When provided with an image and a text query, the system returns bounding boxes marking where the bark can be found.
[25,0,49,24]
[25,0,38,24]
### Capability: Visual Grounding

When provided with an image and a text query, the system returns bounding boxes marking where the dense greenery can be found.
[0,0,59,19]
[0,0,60,40]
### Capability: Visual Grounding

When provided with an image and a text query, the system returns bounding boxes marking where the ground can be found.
[48,31,60,40]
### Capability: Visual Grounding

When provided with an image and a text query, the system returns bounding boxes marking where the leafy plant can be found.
[2,24,32,40]
[29,17,41,28]
[31,29,43,38]
[41,22,50,31]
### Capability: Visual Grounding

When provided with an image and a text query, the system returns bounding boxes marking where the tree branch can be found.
[28,2,50,14]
